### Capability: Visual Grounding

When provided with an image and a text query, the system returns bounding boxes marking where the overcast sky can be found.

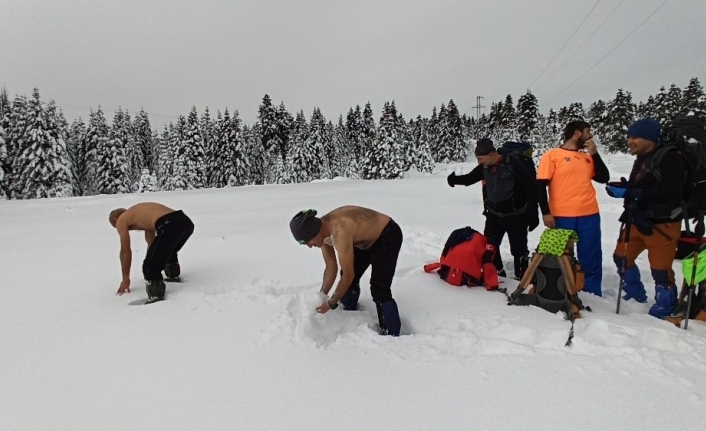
[2,0,704,129]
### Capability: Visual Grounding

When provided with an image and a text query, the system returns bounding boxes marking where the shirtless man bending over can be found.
[109,202,194,303]
[289,206,403,336]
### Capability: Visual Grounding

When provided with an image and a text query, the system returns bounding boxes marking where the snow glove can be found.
[447,172,457,187]
[606,177,642,200]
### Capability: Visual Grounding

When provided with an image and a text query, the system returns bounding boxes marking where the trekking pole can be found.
[683,212,705,330]
[616,205,634,314]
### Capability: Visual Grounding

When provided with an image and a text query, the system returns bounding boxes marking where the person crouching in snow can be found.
[109,202,194,303]
[606,118,686,318]
[289,206,403,336]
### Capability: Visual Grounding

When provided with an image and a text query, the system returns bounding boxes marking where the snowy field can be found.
[2,152,706,431]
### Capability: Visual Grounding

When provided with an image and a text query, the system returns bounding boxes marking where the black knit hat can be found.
[290,209,322,244]
[474,138,496,156]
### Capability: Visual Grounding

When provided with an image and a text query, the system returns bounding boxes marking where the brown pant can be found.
[613,222,681,284]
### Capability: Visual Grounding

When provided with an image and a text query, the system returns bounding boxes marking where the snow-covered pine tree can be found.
[286,110,315,183]
[89,108,130,195]
[66,117,89,196]
[2,96,29,199]
[276,102,293,160]
[444,99,468,162]
[244,123,265,185]
[361,101,406,180]
[155,125,172,190]
[118,109,142,191]
[360,102,376,169]
[431,103,448,162]
[516,91,539,141]
[137,168,158,192]
[0,85,9,118]
[345,105,363,162]
[228,110,249,187]
[335,115,359,179]
[133,109,153,174]
[83,108,109,195]
[586,100,607,145]
[682,77,706,117]
[305,107,331,180]
[0,123,6,194]
[175,107,207,189]
[13,88,72,199]
[410,115,434,174]
[200,107,214,186]
[427,106,440,159]
[603,89,636,154]
[652,85,683,126]
[531,114,557,159]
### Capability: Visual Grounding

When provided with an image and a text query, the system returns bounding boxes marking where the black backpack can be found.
[650,116,706,220]
[498,141,536,172]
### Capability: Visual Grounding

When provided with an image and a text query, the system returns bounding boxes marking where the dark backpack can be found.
[498,141,536,172]
[650,115,706,220]
[509,229,586,321]
[423,226,499,290]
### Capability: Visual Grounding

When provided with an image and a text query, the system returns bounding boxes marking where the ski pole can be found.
[616,206,633,314]
[684,212,705,330]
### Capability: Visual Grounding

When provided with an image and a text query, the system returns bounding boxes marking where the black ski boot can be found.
[146,280,166,303]
[164,263,181,282]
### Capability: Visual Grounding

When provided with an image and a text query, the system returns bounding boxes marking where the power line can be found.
[535,0,625,92]
[527,0,602,89]
[545,0,668,104]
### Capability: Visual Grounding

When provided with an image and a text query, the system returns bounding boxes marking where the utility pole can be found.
[473,96,485,120]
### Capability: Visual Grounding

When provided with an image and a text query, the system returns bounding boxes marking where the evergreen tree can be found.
[83,108,110,195]
[13,88,72,198]
[427,106,440,158]
[682,77,706,116]
[229,110,249,187]
[603,89,635,154]
[410,116,434,174]
[0,85,9,119]
[276,102,294,160]
[516,91,539,141]
[335,115,359,179]
[155,125,172,190]
[360,102,376,169]
[200,107,214,185]
[66,117,88,196]
[173,107,207,189]
[361,102,405,180]
[89,107,130,195]
[133,109,153,173]
[587,100,608,145]
[286,110,317,183]
[0,123,6,194]
[2,96,29,198]
[442,99,467,162]
[345,105,363,161]
[305,107,331,180]
[244,123,265,185]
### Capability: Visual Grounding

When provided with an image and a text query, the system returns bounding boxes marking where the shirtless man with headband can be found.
[289,205,403,336]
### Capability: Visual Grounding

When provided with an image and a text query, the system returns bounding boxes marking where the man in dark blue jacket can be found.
[447,138,540,280]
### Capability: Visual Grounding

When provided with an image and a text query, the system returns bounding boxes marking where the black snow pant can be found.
[484,212,529,276]
[339,220,403,309]
[143,210,194,281]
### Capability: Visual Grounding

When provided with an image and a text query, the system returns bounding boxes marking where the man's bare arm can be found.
[144,230,156,247]
[320,244,338,294]
[328,231,355,303]
[118,226,132,281]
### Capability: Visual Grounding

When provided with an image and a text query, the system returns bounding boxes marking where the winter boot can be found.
[648,285,677,319]
[164,263,181,281]
[340,283,361,311]
[497,269,507,278]
[513,254,530,281]
[613,255,647,303]
[146,280,166,302]
[375,299,401,337]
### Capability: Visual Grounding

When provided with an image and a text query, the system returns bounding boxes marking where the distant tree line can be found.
[0,77,704,200]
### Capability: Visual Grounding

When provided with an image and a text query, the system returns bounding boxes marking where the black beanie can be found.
[290,209,322,244]
[474,138,496,156]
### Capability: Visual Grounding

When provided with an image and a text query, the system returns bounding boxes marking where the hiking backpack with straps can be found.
[498,141,536,172]
[649,115,706,220]
[423,226,499,290]
[509,229,587,321]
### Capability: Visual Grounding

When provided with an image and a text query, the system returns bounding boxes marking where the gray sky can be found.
[1,0,704,129]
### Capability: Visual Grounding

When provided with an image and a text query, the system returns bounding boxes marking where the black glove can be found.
[447,172,457,187]
[528,216,539,232]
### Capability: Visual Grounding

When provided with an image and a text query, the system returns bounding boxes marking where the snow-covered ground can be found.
[2,152,706,430]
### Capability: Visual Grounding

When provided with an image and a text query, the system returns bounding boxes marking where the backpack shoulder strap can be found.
[649,145,677,183]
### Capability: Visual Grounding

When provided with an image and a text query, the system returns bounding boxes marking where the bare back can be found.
[118,202,175,232]
[322,205,390,249]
